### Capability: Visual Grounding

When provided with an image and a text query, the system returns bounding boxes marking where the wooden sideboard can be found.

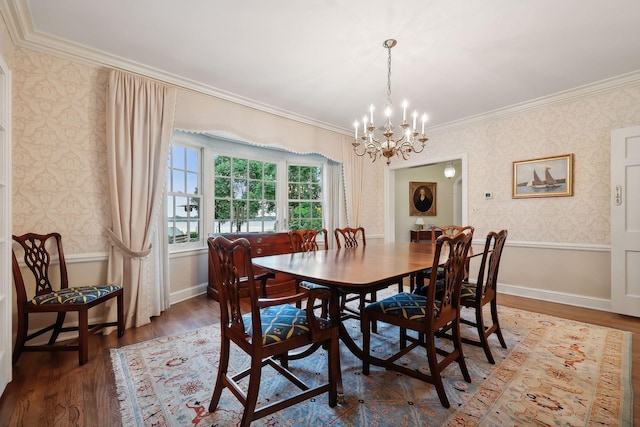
[410,228,442,243]
[207,232,297,300]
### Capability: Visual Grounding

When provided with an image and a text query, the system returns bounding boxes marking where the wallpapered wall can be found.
[12,47,111,254]
[449,91,639,245]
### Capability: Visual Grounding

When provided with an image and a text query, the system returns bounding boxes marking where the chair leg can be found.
[491,301,507,349]
[48,312,66,345]
[240,357,263,427]
[209,337,231,412]
[117,291,125,337]
[452,318,471,383]
[425,332,450,408]
[78,308,89,365]
[12,313,28,365]
[475,305,495,364]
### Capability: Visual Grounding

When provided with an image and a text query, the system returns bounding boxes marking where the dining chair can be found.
[11,232,124,365]
[457,229,508,364]
[289,228,330,317]
[413,225,475,293]
[361,230,474,408]
[207,236,340,426]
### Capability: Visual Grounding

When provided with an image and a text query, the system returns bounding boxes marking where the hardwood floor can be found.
[0,293,637,426]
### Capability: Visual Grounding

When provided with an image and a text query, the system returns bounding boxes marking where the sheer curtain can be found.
[323,160,343,249]
[341,141,364,227]
[105,70,176,328]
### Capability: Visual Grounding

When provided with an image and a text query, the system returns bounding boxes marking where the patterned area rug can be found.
[111,305,633,426]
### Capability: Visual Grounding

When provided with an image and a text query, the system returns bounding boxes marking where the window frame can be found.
[167,143,202,249]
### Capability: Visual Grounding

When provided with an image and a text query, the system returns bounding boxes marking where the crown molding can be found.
[428,70,640,134]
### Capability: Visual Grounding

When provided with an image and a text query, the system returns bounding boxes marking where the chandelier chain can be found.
[387,44,392,109]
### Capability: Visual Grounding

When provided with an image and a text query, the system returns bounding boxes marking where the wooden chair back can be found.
[475,230,508,303]
[431,225,474,242]
[12,232,68,300]
[289,229,328,253]
[334,227,366,249]
[430,230,474,326]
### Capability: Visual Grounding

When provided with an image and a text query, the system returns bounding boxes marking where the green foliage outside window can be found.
[288,165,323,230]
[214,155,277,233]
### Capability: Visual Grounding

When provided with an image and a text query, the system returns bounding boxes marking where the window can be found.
[168,131,328,247]
[288,165,322,230]
[167,145,201,244]
[213,156,277,233]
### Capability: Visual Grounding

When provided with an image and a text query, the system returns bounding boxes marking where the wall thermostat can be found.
[484,192,493,199]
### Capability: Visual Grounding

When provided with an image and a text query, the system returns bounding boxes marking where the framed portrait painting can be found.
[410,182,437,216]
[512,153,574,198]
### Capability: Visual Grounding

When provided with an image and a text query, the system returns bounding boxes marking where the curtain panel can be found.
[106,70,176,328]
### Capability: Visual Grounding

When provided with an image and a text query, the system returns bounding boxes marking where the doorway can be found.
[384,153,468,243]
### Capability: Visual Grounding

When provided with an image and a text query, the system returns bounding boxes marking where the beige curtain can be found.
[323,160,343,249]
[341,137,364,227]
[106,70,176,328]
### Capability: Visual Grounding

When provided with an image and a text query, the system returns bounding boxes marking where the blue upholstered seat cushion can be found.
[413,279,445,299]
[366,292,440,320]
[299,281,329,290]
[243,304,330,345]
[460,282,476,300]
[415,266,445,288]
[28,285,121,305]
[414,280,476,300]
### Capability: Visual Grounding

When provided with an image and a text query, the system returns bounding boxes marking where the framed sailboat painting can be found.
[512,154,574,198]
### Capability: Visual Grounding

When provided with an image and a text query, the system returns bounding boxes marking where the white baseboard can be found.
[497,282,611,312]
[170,283,208,305]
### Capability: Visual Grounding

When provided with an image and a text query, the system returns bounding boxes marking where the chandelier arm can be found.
[412,140,426,153]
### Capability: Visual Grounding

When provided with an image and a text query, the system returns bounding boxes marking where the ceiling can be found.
[4,0,640,134]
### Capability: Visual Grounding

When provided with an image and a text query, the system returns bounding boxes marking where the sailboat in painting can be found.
[530,167,561,189]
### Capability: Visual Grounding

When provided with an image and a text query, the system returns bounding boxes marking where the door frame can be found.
[385,152,468,242]
[0,49,12,394]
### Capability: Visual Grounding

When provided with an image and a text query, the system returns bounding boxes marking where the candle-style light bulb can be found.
[412,111,418,130]
[354,121,359,139]
[369,105,374,124]
[421,113,428,135]
[402,100,408,122]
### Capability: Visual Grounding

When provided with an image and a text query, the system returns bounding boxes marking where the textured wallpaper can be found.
[12,47,111,254]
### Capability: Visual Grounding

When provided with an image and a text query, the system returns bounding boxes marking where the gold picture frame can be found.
[410,182,437,216]
[512,153,574,198]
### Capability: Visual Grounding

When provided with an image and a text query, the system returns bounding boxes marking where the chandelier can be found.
[352,39,428,165]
